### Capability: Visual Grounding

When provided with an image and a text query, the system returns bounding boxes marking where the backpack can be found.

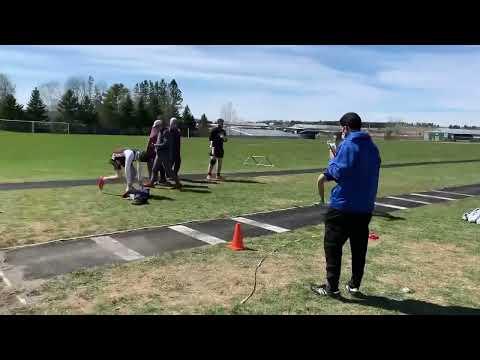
[131,188,150,205]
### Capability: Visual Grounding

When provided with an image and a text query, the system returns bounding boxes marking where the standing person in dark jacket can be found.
[168,117,182,178]
[146,119,167,183]
[206,118,227,181]
[143,118,182,189]
[312,112,381,298]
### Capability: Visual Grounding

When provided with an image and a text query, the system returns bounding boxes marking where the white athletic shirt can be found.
[116,149,142,189]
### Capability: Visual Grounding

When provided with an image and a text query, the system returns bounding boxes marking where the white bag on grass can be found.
[462,208,480,222]
[465,208,480,223]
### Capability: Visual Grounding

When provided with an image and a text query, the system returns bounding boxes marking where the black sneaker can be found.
[311,284,340,298]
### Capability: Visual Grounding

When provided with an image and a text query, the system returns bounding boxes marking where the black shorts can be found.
[210,147,224,158]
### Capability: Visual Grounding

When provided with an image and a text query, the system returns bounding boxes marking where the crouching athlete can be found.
[97,148,150,197]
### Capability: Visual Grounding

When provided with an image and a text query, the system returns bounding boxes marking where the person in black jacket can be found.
[143,118,182,189]
[169,117,182,178]
[207,118,227,181]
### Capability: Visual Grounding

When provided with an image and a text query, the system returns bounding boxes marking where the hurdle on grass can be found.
[243,155,274,167]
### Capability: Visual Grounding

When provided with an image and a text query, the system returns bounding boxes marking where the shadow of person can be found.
[372,211,406,221]
[339,294,480,315]
[179,188,211,194]
[180,184,209,189]
[149,195,175,201]
[101,191,122,197]
[222,179,264,184]
[180,178,219,184]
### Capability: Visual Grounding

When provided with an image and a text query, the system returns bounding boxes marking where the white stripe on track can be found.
[374,202,408,210]
[430,190,474,197]
[92,236,144,261]
[231,217,290,233]
[0,270,12,287]
[169,225,226,245]
[0,270,27,305]
[386,196,431,205]
[410,193,455,201]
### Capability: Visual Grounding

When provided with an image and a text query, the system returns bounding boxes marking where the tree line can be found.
[448,124,479,130]
[0,73,211,136]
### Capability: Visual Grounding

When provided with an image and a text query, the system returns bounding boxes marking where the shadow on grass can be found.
[180,184,209,189]
[222,179,264,184]
[180,178,219,184]
[179,188,211,194]
[372,211,406,221]
[339,295,480,315]
[101,191,122,197]
[149,195,175,201]
[101,192,175,201]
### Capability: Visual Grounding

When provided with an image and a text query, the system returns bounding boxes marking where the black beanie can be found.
[339,112,362,130]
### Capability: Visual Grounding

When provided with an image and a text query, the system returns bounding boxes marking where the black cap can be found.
[339,112,362,130]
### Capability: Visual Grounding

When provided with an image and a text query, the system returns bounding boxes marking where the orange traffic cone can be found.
[229,223,246,251]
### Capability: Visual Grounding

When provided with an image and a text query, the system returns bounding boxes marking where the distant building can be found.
[424,128,480,141]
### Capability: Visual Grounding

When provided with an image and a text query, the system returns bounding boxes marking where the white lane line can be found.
[16,296,27,305]
[431,190,474,197]
[0,270,27,305]
[0,270,12,287]
[91,236,144,261]
[231,217,290,233]
[169,225,226,245]
[386,196,432,205]
[410,193,456,201]
[375,202,408,210]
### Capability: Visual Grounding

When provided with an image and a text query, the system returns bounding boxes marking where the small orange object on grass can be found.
[228,223,246,251]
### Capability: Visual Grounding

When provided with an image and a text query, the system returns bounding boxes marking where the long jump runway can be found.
[1,158,480,191]
[1,183,480,301]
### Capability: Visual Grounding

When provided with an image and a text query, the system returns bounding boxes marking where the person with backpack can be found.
[312,112,381,298]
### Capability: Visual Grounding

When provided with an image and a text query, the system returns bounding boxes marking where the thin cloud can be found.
[2,45,480,125]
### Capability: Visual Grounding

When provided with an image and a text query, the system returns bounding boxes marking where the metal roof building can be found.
[424,128,480,141]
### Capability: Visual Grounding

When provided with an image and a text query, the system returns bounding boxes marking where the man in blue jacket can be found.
[312,112,381,297]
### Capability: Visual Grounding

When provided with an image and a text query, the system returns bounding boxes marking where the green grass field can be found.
[1,132,480,314]
[1,130,480,182]
[1,161,479,248]
[9,197,480,315]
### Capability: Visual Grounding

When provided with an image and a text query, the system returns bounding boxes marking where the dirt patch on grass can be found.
[0,286,20,314]
[109,253,304,314]
[36,249,314,314]
[373,240,480,305]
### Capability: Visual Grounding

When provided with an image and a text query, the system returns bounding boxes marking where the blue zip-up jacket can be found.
[324,130,381,214]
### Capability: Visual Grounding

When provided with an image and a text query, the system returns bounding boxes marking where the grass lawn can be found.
[1,131,480,182]
[1,161,479,248]
[9,196,480,315]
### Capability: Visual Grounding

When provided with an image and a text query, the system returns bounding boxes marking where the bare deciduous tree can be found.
[65,76,87,100]
[0,73,15,100]
[38,81,62,110]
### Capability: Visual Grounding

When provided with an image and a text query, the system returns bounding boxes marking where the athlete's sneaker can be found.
[206,174,214,181]
[122,191,131,198]
[97,176,105,191]
[345,284,362,297]
[143,181,155,188]
[310,284,340,298]
[215,175,225,181]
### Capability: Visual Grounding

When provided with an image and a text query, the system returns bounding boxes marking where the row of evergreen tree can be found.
[0,75,211,135]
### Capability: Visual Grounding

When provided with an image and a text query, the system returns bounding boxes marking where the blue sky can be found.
[2,45,480,126]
